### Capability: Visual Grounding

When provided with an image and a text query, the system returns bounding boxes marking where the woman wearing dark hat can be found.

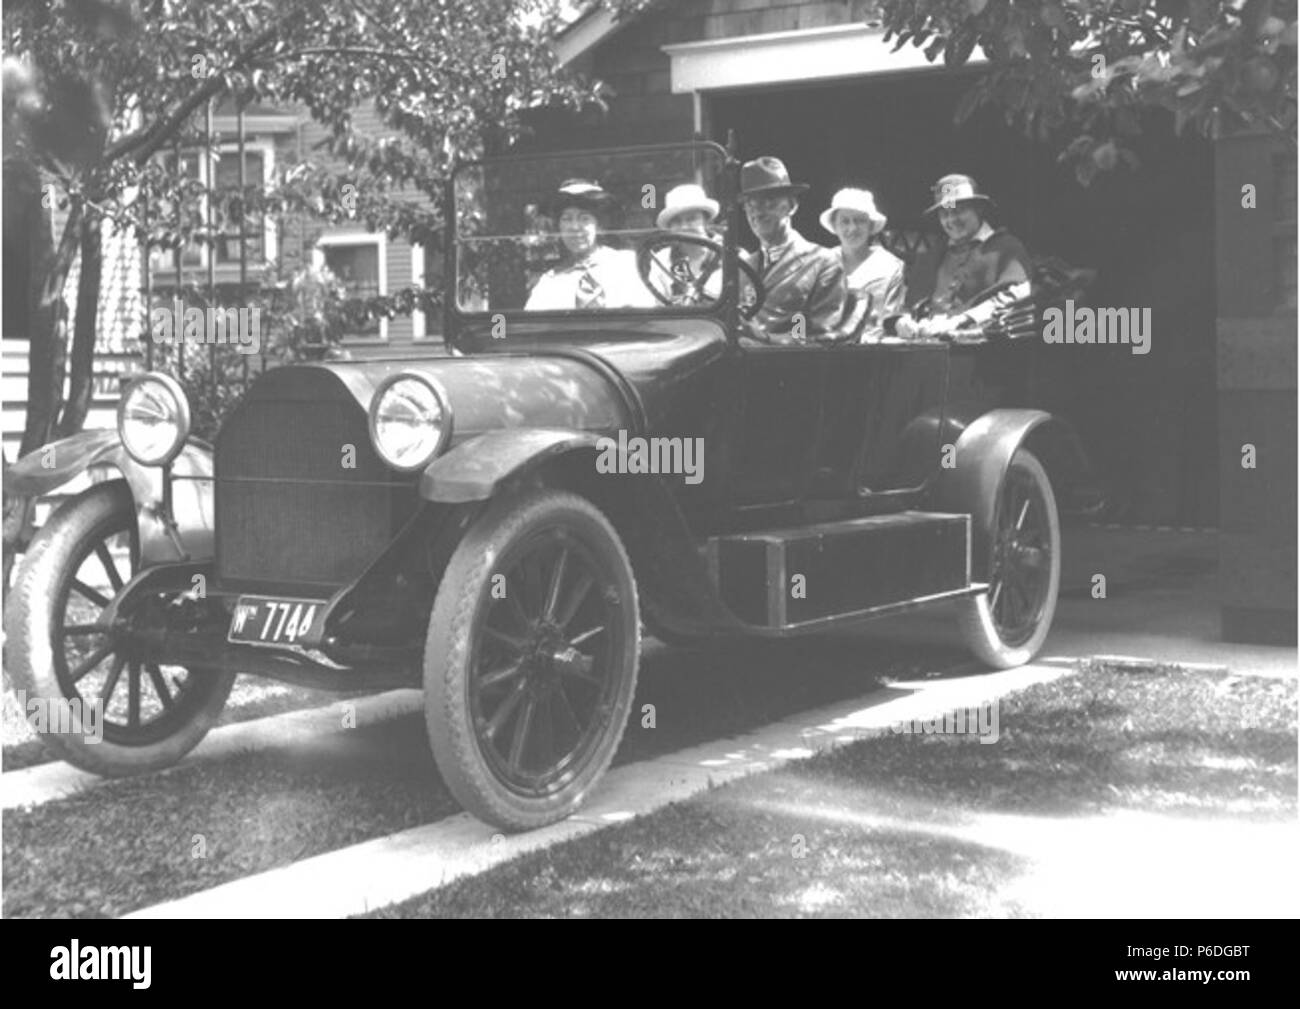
[895,174,1031,339]
[526,179,654,310]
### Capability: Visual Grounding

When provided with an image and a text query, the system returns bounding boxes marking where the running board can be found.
[706,511,972,631]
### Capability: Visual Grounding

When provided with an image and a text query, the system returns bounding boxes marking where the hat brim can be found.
[925,193,993,215]
[819,207,888,236]
[740,182,810,197]
[543,192,615,219]
[656,200,720,230]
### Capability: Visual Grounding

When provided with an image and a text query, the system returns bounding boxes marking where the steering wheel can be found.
[635,232,766,320]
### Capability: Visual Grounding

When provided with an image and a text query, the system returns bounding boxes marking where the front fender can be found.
[929,408,1080,579]
[8,430,214,565]
[420,428,603,504]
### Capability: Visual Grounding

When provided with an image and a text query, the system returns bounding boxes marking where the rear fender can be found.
[7,430,214,565]
[929,409,1086,579]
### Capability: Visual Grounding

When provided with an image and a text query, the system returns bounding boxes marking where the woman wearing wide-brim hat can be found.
[818,187,905,342]
[894,173,1031,338]
[526,178,654,310]
[647,182,724,304]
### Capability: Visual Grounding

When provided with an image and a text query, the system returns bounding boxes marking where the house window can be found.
[408,241,444,340]
[314,233,387,340]
[213,149,270,265]
[148,142,277,274]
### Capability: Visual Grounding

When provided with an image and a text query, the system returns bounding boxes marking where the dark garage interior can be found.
[708,69,1219,528]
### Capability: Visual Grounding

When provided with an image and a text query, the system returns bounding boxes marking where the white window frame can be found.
[314,231,388,342]
[411,242,428,340]
[148,139,278,274]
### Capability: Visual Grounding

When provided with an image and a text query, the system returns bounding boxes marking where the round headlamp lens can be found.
[371,375,447,471]
[118,373,190,466]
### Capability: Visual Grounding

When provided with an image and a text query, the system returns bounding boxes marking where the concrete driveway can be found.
[864,524,1295,679]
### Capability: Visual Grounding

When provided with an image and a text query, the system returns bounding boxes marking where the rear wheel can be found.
[5,480,235,774]
[424,488,640,831]
[958,449,1060,668]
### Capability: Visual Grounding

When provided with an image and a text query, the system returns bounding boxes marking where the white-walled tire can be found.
[5,480,234,774]
[424,488,640,831]
[958,449,1060,668]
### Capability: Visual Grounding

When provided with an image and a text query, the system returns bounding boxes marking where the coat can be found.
[525,245,656,310]
[741,229,844,342]
[907,225,1030,316]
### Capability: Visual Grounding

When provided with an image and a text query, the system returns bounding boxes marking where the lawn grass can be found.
[2,715,455,918]
[368,663,1297,918]
[2,635,948,917]
[2,673,370,772]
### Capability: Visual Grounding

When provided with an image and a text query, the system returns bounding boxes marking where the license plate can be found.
[228,596,321,647]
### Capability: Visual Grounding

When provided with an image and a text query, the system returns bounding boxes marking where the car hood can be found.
[289,318,728,445]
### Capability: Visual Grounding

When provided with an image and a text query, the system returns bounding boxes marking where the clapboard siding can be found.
[3,340,139,525]
[298,101,437,346]
[531,0,881,150]
[2,340,133,444]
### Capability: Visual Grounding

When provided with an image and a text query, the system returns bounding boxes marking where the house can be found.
[140,100,437,355]
[6,1,1293,643]
[519,0,1295,645]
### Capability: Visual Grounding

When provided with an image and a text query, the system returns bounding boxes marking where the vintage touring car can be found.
[6,141,1094,830]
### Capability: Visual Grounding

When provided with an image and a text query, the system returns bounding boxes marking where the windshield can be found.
[453,143,730,315]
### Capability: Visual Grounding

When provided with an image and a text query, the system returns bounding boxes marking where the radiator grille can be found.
[215,373,418,589]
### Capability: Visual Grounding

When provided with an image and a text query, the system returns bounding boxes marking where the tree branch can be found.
[105,19,286,166]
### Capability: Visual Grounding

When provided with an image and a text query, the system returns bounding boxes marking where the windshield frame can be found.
[443,140,740,348]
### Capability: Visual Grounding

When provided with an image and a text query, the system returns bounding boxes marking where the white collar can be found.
[950,222,996,248]
[568,244,615,271]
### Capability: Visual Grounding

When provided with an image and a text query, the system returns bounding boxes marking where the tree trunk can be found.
[59,214,101,437]
[20,201,81,457]
[4,197,81,585]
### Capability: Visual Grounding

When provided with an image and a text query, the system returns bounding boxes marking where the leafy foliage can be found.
[603,0,1296,177]
[148,261,351,441]
[2,0,597,566]
[5,0,598,328]
[870,0,1297,180]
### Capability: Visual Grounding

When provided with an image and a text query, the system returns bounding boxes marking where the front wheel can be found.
[424,488,640,831]
[958,449,1061,668]
[5,480,235,775]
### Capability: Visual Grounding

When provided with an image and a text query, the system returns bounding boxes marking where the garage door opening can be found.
[707,71,1218,527]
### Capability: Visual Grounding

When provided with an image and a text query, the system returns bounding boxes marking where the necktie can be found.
[670,249,692,300]
[575,267,604,308]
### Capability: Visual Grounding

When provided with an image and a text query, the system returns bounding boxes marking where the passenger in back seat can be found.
[894,174,1031,340]
[818,187,905,343]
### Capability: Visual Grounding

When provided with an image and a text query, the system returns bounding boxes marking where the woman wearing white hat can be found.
[647,182,723,305]
[819,188,905,342]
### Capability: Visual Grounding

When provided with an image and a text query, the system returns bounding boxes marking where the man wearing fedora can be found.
[895,173,1031,339]
[738,157,844,345]
[526,178,655,311]
[647,182,724,305]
